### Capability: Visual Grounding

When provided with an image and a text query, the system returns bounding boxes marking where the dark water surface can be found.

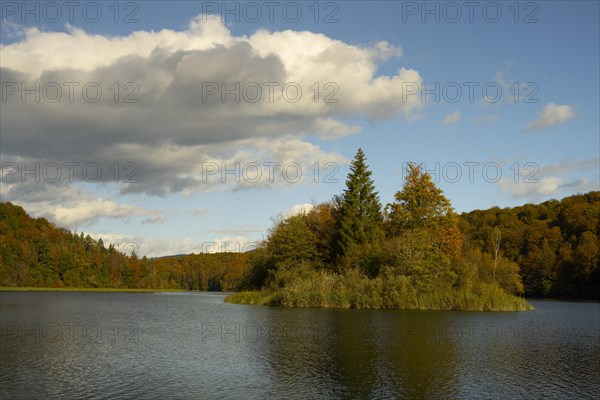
[1,291,598,399]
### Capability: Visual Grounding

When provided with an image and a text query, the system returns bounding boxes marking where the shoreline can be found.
[224,290,535,312]
[0,287,185,293]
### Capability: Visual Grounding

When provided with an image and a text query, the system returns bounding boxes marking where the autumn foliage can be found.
[1,149,598,303]
[232,151,598,309]
[0,202,247,290]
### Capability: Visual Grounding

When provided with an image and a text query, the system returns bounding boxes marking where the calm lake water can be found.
[0,292,598,399]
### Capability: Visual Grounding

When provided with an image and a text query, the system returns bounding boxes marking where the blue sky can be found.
[1,1,598,256]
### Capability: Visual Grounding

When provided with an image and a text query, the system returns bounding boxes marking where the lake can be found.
[1,292,598,399]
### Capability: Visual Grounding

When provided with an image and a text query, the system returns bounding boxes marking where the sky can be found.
[1,1,598,257]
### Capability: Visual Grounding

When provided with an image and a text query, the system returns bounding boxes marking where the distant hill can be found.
[1,192,598,298]
[460,191,599,298]
[0,202,248,290]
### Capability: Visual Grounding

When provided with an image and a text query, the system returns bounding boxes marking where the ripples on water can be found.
[1,292,598,399]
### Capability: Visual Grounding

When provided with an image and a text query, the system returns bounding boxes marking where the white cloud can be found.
[315,118,361,140]
[371,41,403,61]
[1,183,164,228]
[497,158,599,200]
[211,226,263,235]
[498,177,563,199]
[1,15,423,198]
[441,111,460,126]
[86,232,260,258]
[271,203,316,222]
[208,236,260,254]
[540,157,599,176]
[1,17,235,76]
[88,233,198,257]
[526,103,575,131]
[498,177,597,200]
[286,203,315,217]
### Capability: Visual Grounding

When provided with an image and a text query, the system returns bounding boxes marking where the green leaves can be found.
[336,148,383,258]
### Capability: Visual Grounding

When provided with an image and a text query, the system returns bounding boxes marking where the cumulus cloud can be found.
[87,233,199,258]
[211,226,263,235]
[441,111,460,126]
[540,157,599,176]
[267,202,316,223]
[207,236,260,254]
[285,203,315,217]
[497,158,599,200]
[526,103,575,131]
[498,176,563,199]
[498,177,597,200]
[371,41,403,61]
[1,16,423,199]
[1,183,165,228]
[87,232,260,257]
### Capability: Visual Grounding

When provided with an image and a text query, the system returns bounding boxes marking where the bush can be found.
[227,268,532,311]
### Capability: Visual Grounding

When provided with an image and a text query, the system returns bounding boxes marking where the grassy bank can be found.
[225,273,533,311]
[224,291,278,305]
[0,287,184,293]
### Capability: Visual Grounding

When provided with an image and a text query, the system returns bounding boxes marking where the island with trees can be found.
[1,149,598,311]
[226,149,533,311]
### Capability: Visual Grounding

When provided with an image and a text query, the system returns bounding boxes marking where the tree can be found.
[335,148,383,258]
[381,229,455,292]
[386,163,455,234]
[386,163,462,260]
[490,227,502,282]
[575,230,599,284]
[268,213,320,268]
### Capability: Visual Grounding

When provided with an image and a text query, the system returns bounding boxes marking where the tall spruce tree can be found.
[336,148,383,257]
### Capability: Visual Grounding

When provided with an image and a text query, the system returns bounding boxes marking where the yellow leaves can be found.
[435,225,464,262]
[387,162,455,232]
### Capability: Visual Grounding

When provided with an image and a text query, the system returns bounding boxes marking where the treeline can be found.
[228,149,534,310]
[0,202,247,290]
[460,191,599,298]
[2,153,598,303]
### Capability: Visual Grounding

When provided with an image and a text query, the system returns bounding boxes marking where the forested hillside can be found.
[229,150,530,310]
[1,180,598,300]
[0,202,247,290]
[228,150,598,309]
[460,191,599,298]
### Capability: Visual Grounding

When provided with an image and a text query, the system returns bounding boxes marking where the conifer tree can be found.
[336,148,383,257]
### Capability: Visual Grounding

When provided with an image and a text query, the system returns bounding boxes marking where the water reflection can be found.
[1,292,598,399]
[254,308,460,398]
